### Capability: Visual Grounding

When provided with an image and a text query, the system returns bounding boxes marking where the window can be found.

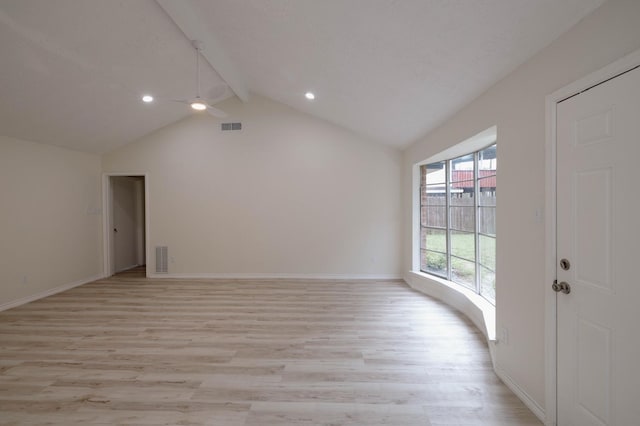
[420,144,496,303]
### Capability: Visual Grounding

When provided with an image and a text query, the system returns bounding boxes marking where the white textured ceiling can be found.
[0,0,231,153]
[0,0,604,153]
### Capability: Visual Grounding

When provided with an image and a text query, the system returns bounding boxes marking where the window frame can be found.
[419,143,496,303]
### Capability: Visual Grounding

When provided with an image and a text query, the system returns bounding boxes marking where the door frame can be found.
[102,173,150,278]
[544,49,640,426]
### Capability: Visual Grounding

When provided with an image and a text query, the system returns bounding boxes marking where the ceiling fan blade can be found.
[206,105,228,118]
[146,43,230,118]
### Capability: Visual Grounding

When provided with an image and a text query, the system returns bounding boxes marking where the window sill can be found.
[405,270,496,342]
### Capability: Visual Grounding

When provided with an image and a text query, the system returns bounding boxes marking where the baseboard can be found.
[0,273,103,312]
[148,272,403,280]
[495,366,546,423]
[115,264,140,273]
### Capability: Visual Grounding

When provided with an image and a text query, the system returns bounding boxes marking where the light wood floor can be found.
[0,270,541,425]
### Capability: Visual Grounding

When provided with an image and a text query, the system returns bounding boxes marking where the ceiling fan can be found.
[169,40,228,118]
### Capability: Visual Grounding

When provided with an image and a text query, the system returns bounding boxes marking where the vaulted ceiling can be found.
[0,0,604,153]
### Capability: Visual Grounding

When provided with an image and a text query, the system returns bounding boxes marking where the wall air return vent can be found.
[155,246,168,274]
[221,122,242,131]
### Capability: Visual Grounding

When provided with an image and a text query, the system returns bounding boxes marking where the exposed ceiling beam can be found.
[156,0,249,102]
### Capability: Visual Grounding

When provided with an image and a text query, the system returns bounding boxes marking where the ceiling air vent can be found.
[155,246,168,274]
[221,122,242,131]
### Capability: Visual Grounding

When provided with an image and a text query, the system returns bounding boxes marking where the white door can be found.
[556,65,640,425]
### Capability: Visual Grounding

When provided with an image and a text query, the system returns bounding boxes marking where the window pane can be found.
[451,256,475,289]
[450,206,474,231]
[422,206,446,228]
[450,180,474,197]
[423,162,446,185]
[478,189,496,206]
[479,144,497,174]
[480,266,495,303]
[424,228,447,253]
[479,234,496,271]
[478,178,496,206]
[479,206,496,236]
[451,231,475,262]
[420,249,428,271]
[424,250,447,277]
[449,190,474,206]
[450,154,474,182]
[424,186,446,205]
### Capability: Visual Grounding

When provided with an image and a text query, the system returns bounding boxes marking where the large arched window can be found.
[420,144,496,303]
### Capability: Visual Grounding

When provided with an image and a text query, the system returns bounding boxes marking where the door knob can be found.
[552,280,571,294]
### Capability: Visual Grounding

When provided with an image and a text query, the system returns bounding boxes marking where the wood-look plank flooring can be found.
[0,270,541,425]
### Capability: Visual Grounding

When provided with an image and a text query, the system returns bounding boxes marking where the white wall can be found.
[103,95,403,278]
[0,135,102,308]
[403,0,640,414]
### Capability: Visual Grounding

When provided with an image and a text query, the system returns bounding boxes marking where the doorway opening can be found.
[103,174,149,278]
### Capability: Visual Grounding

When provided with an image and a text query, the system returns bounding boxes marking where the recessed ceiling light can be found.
[142,95,154,103]
[305,92,315,100]
[190,101,207,111]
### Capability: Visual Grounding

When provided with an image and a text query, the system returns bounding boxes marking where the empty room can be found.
[1,0,639,425]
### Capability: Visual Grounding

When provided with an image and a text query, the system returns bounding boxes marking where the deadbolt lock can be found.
[560,258,571,270]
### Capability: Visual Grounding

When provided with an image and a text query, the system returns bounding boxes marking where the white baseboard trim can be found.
[495,366,546,423]
[0,274,103,312]
[148,272,403,280]
[488,340,498,371]
[115,264,140,274]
